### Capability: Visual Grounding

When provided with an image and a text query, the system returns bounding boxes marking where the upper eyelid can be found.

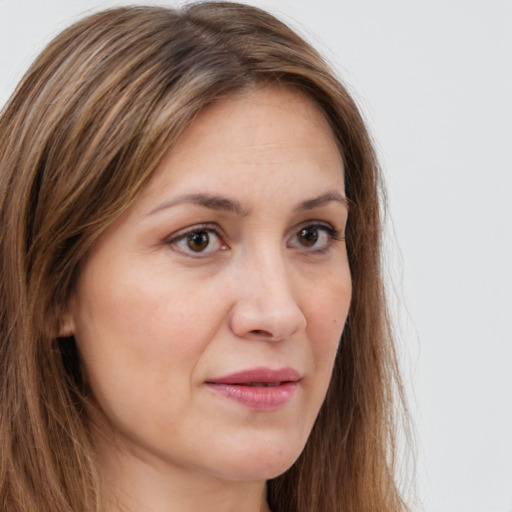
[295,219,333,228]
[289,219,340,236]
[165,223,224,243]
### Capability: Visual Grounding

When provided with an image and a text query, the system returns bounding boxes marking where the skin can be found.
[64,85,352,512]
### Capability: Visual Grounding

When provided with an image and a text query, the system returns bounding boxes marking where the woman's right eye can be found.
[167,227,227,256]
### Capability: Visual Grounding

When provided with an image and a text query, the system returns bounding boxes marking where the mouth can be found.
[205,367,301,411]
[206,367,301,385]
[241,382,283,387]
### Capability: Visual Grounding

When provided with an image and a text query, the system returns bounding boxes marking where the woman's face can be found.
[66,85,351,484]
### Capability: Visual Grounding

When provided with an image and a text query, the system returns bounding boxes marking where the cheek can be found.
[71,266,227,439]
[72,257,231,397]
[306,271,351,368]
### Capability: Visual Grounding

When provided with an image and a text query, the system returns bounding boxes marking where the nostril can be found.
[250,329,274,338]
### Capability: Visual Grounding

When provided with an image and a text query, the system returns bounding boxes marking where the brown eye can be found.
[298,227,319,247]
[169,227,225,257]
[289,223,341,252]
[186,231,210,252]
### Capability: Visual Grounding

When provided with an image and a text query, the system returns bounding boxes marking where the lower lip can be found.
[206,381,298,411]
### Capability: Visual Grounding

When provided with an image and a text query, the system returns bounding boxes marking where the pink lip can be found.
[206,367,301,411]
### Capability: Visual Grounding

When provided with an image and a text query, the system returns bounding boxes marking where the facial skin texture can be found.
[65,86,351,512]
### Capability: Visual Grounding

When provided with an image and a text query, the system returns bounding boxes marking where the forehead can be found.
[177,85,339,156]
[133,85,345,214]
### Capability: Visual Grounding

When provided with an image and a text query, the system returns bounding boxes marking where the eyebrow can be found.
[146,193,248,216]
[146,190,348,217]
[295,191,349,213]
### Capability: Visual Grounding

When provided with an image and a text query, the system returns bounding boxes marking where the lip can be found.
[205,367,301,411]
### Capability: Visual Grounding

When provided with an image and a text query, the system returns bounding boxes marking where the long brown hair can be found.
[0,3,409,511]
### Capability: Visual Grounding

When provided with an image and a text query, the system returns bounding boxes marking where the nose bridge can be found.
[229,243,307,341]
[251,245,290,300]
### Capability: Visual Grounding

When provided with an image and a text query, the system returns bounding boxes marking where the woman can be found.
[0,3,409,511]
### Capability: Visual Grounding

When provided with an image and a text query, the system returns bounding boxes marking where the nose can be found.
[228,250,307,342]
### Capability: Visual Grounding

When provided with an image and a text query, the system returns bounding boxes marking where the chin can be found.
[211,435,306,482]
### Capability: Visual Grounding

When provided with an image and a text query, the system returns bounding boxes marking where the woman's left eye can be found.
[167,226,227,256]
[289,224,343,251]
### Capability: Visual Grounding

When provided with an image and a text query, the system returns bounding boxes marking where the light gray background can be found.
[1,1,511,511]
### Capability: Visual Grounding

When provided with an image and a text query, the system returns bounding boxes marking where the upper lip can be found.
[206,367,301,385]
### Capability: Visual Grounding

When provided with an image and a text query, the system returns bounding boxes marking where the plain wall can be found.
[1,1,511,511]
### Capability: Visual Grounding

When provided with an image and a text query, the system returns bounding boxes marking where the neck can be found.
[95,433,271,512]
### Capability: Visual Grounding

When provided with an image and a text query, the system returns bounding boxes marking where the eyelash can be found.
[288,223,345,254]
[165,222,345,258]
[165,223,227,258]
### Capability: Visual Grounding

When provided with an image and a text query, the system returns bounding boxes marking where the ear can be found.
[57,310,75,338]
